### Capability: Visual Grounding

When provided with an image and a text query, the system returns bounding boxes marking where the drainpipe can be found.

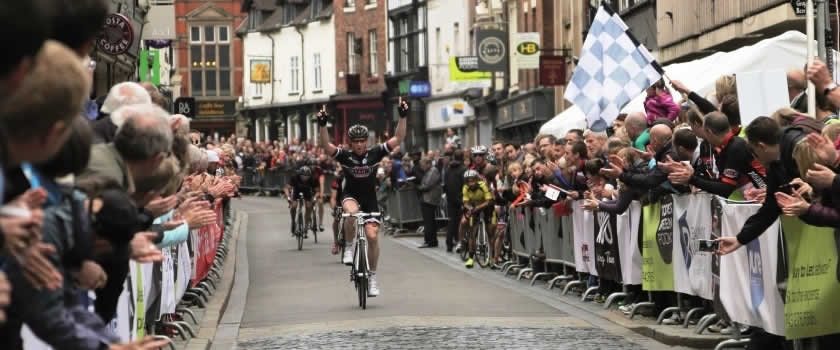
[268,33,276,106]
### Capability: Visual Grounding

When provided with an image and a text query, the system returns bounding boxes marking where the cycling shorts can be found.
[341,191,380,224]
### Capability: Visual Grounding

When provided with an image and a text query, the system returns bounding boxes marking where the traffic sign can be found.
[174,97,196,118]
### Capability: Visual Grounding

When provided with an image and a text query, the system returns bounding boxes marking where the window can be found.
[314,53,322,90]
[290,56,300,92]
[189,25,233,97]
[369,30,377,76]
[366,0,375,4]
[345,0,355,8]
[347,32,357,74]
[399,17,408,72]
[312,0,324,17]
[435,27,441,64]
[190,26,201,43]
[218,26,229,42]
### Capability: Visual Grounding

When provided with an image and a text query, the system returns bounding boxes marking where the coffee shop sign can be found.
[198,102,229,116]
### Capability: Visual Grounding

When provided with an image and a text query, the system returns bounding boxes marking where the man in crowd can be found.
[624,112,650,151]
[417,158,442,248]
[444,150,466,253]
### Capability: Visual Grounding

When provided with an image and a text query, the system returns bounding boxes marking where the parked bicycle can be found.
[344,211,380,309]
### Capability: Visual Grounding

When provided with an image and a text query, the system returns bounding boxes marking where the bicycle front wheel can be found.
[356,243,368,309]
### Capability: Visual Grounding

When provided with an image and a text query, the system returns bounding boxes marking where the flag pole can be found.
[808,0,817,118]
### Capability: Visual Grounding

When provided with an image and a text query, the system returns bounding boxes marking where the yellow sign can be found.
[197,101,233,116]
[449,57,492,82]
[517,42,539,55]
[250,59,271,83]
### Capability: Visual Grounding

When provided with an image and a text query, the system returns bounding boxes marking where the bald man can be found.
[624,112,650,151]
[602,123,689,194]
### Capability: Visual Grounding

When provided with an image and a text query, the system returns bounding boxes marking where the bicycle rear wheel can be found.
[476,223,492,268]
[296,213,304,251]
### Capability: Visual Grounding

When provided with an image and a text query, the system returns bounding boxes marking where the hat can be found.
[206,150,220,162]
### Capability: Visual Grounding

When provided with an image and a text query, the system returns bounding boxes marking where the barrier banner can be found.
[175,241,192,308]
[594,210,621,282]
[642,198,674,291]
[193,201,222,288]
[159,247,177,315]
[671,194,713,299]
[719,199,785,336]
[780,217,840,339]
[572,201,596,274]
[617,201,642,285]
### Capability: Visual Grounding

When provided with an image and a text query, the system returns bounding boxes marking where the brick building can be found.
[333,0,389,145]
[175,0,246,136]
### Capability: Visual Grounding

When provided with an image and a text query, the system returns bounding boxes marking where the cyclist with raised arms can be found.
[285,166,320,237]
[316,98,408,297]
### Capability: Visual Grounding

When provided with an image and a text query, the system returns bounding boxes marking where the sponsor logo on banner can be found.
[678,211,694,269]
[595,211,622,282]
[656,196,674,264]
[747,239,765,312]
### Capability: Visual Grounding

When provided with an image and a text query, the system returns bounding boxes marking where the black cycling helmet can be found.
[298,166,312,177]
[348,124,369,140]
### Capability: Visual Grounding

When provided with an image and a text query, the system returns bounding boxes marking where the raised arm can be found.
[316,105,338,156]
[387,97,409,151]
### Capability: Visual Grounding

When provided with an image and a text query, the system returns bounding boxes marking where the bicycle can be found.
[343,211,380,309]
[289,193,306,251]
[334,206,346,263]
[460,209,492,268]
[311,199,319,244]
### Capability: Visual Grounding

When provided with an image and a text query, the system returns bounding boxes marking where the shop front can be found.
[192,99,237,138]
[334,98,387,146]
[495,88,554,145]
[425,95,472,150]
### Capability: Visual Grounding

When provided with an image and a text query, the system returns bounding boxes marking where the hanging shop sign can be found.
[97,13,135,55]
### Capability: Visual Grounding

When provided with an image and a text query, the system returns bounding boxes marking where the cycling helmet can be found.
[464,169,479,180]
[298,166,312,177]
[471,145,488,156]
[348,124,369,140]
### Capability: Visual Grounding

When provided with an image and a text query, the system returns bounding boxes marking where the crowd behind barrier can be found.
[237,168,292,193]
[22,200,234,349]
[496,193,839,347]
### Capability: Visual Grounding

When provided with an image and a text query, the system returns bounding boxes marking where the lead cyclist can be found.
[316,99,408,297]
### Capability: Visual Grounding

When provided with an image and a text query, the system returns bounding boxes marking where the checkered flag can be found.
[563,3,664,131]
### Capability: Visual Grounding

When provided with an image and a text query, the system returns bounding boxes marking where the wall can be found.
[242,31,273,108]
[334,0,387,94]
[552,0,586,113]
[427,0,471,94]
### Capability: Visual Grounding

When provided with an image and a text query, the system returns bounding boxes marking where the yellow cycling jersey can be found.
[462,181,492,206]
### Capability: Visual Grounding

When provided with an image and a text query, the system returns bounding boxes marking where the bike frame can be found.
[344,212,380,283]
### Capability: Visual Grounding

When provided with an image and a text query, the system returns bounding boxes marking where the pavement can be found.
[208,197,726,349]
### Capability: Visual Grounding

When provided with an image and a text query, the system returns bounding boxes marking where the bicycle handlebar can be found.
[341,212,381,218]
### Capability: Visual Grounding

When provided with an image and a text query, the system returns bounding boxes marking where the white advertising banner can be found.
[671,194,714,300]
[617,201,643,285]
[572,201,597,275]
[719,200,785,336]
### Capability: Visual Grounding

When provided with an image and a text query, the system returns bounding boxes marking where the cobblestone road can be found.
[238,325,646,349]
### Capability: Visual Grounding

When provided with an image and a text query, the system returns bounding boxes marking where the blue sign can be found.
[408,81,431,98]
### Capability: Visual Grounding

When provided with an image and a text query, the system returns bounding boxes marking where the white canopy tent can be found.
[540,30,811,138]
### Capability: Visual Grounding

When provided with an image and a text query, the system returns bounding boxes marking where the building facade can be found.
[424,0,475,150]
[175,0,246,137]
[92,0,149,100]
[240,0,337,144]
[333,0,389,146]
[386,0,428,151]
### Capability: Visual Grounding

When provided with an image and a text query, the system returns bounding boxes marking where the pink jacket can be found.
[644,93,680,125]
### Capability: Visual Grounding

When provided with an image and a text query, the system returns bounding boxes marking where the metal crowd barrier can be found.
[237,168,292,192]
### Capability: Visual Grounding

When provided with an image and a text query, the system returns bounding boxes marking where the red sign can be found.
[97,13,134,55]
[539,56,567,86]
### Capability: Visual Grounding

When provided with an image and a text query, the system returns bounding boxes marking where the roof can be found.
[242,0,279,12]
[257,8,285,32]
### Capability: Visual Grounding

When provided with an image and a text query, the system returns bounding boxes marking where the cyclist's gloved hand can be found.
[316,106,329,127]
[398,98,409,119]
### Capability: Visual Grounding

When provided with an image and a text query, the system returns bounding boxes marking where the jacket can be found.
[444,161,466,204]
[0,186,117,349]
[91,117,118,144]
[644,93,680,124]
[417,166,442,206]
[78,143,134,192]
